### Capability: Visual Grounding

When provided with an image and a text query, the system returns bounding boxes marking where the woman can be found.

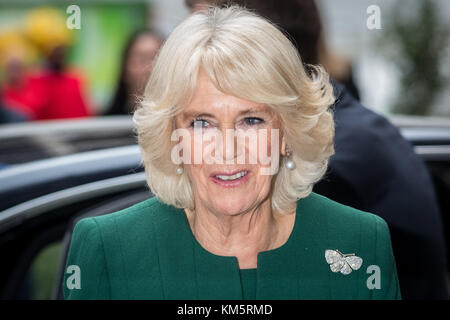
[104,30,163,115]
[64,6,401,300]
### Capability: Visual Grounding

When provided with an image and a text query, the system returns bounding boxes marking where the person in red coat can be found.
[3,50,92,120]
[2,8,92,120]
[24,45,92,120]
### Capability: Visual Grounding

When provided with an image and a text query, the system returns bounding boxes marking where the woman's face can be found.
[174,71,284,216]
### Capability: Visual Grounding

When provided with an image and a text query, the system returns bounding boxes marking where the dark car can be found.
[0,115,449,299]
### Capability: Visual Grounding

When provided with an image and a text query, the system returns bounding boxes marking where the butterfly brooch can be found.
[325,249,363,275]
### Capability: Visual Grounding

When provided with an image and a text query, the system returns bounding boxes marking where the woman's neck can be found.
[185,199,296,269]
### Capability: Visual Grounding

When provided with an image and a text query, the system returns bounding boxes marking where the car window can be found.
[19,241,63,300]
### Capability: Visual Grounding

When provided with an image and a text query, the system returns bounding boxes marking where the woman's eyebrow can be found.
[182,111,215,119]
[182,107,270,119]
[239,107,273,116]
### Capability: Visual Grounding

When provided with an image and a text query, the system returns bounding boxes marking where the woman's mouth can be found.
[210,170,250,188]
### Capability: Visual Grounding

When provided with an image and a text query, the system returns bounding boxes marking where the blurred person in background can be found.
[186,0,449,299]
[0,30,37,120]
[0,90,26,124]
[105,30,163,115]
[2,7,92,120]
[185,0,213,13]
[318,37,360,101]
[23,7,93,120]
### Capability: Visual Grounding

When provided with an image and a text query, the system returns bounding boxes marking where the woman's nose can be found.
[217,127,238,162]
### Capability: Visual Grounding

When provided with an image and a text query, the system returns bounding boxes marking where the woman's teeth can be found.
[216,171,248,181]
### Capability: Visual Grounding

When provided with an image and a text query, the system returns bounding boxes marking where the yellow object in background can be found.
[24,7,73,56]
[0,29,38,71]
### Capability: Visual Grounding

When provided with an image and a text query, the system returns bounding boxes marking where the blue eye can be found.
[190,119,209,128]
[244,117,264,126]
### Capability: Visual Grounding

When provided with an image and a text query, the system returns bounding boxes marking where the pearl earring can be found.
[284,149,295,170]
[176,166,184,175]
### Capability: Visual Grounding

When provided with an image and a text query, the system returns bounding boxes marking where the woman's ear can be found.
[281,134,287,156]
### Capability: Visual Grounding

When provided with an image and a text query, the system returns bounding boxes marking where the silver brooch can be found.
[325,249,363,275]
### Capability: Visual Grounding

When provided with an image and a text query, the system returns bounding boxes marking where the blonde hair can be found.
[133,5,335,214]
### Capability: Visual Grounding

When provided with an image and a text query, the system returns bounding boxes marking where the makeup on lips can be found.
[209,169,250,188]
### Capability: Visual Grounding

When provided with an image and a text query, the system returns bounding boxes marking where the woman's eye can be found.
[190,119,209,128]
[244,117,264,126]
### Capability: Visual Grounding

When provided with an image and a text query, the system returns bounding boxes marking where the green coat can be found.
[63,192,401,300]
